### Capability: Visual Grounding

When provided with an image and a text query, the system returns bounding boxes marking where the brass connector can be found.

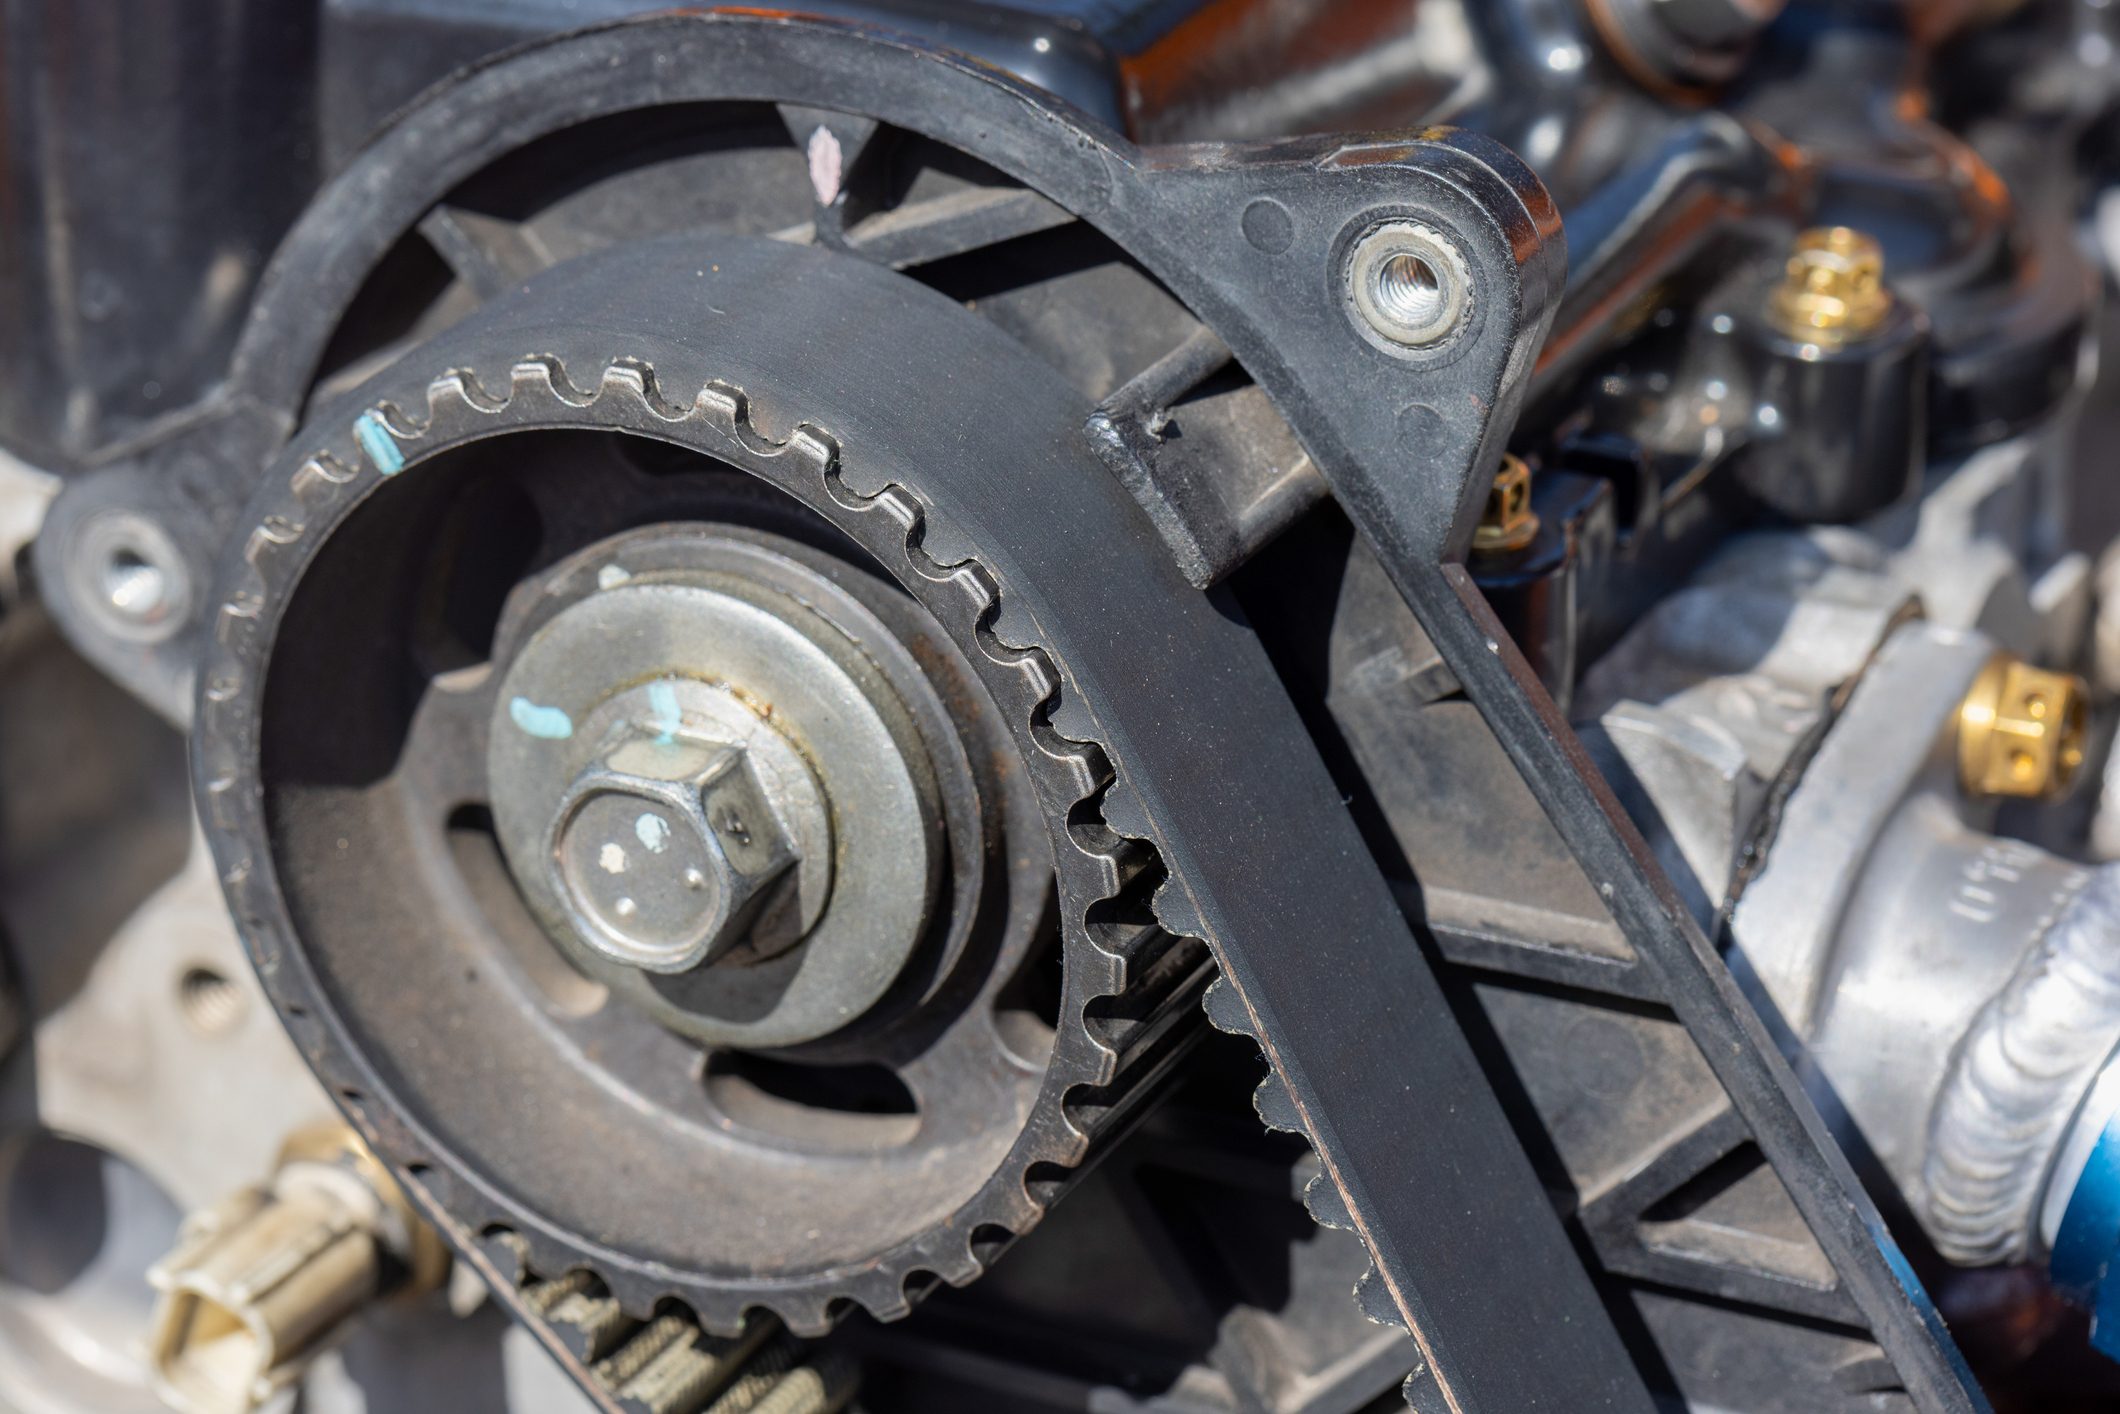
[1471,454,1540,556]
[1957,655,2088,801]
[148,1124,445,1414]
[1767,226,1893,345]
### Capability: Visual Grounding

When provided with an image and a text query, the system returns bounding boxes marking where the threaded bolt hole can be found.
[1348,221,1470,350]
[103,548,167,622]
[1372,253,1443,330]
[178,967,246,1036]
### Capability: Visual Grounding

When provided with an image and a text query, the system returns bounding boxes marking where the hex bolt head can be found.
[1470,454,1540,557]
[550,730,806,974]
[1767,226,1892,346]
[1346,221,1473,351]
[1958,655,2089,801]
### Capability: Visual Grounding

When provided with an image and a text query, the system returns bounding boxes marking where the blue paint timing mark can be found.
[648,680,683,745]
[354,410,406,475]
[508,696,574,740]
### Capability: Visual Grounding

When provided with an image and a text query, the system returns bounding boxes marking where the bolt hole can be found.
[102,547,168,622]
[73,512,188,642]
[703,1053,918,1149]
[1372,252,1444,330]
[178,967,246,1036]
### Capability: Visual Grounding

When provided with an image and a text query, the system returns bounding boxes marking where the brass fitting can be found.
[1471,454,1540,556]
[148,1124,446,1414]
[1767,226,1893,345]
[1957,655,2089,801]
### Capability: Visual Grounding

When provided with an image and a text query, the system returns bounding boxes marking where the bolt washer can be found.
[489,534,945,1048]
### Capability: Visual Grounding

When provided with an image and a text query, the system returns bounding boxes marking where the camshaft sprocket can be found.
[196,233,1211,1337]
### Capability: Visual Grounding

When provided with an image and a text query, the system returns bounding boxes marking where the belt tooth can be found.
[611,1319,777,1414]
[1252,1072,1305,1134]
[1202,975,1254,1037]
[596,1313,692,1387]
[522,1268,596,1316]
[697,1338,800,1412]
[548,1288,637,1361]
[1353,1263,1405,1330]
[1303,1169,1355,1231]
[739,1353,861,1414]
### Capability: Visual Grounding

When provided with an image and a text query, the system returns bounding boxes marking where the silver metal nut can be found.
[1347,221,1473,350]
[550,728,808,974]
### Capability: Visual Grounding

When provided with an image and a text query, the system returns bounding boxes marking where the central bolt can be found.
[548,713,816,974]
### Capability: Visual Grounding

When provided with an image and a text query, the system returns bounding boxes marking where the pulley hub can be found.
[486,532,946,1046]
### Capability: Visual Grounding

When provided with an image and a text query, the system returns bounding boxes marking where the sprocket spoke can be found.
[395,666,497,815]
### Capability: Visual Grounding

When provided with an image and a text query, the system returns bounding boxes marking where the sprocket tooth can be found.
[516,353,595,405]
[1303,1170,1355,1231]
[815,444,896,515]
[365,398,422,438]
[596,358,668,417]
[917,546,995,623]
[427,367,506,416]
[924,1236,984,1288]
[1252,1071,1305,1134]
[352,404,415,476]
[1076,949,1130,1005]
[1202,975,1254,1037]
[979,602,1038,665]
[774,1291,837,1340]
[289,450,360,504]
[785,427,836,475]
[913,506,983,573]
[689,1298,758,1343]
[722,384,798,454]
[242,515,305,577]
[851,1277,913,1326]
[1353,1264,1406,1330]
[991,1175,1043,1232]
[691,380,744,430]
[1073,826,1149,889]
